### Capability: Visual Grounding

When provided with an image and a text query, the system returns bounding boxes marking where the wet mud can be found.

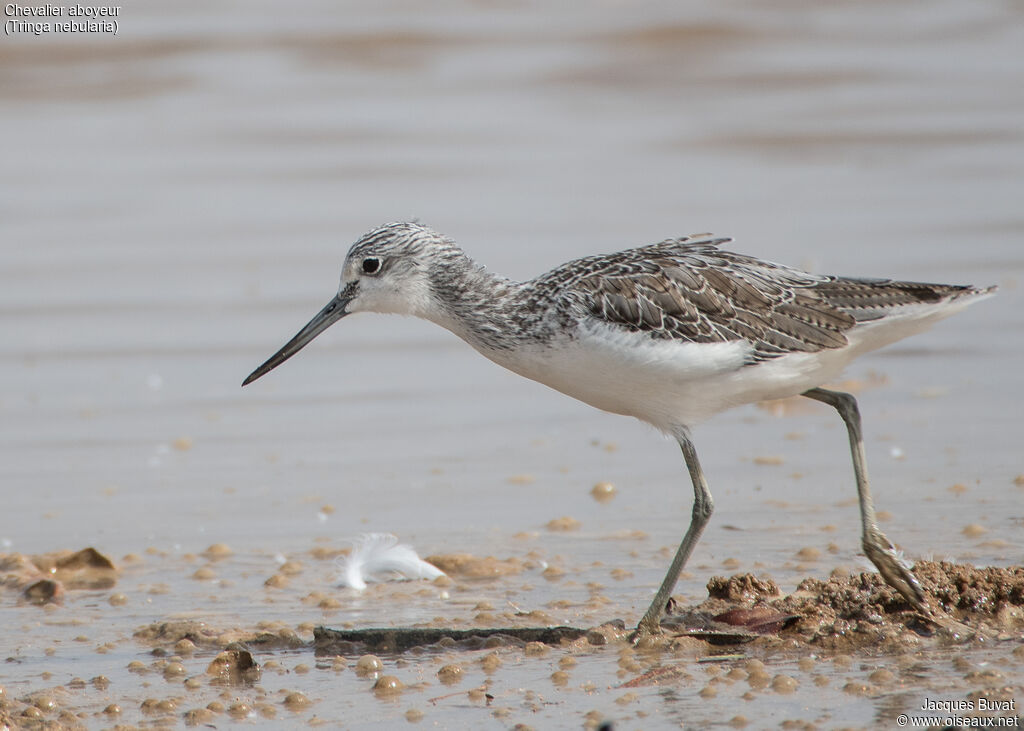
[4,544,1020,729]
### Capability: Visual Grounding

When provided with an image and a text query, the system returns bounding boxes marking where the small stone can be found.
[524,641,548,656]
[546,516,581,532]
[406,708,425,722]
[206,649,261,684]
[163,661,187,679]
[33,695,58,712]
[747,671,770,689]
[282,692,311,709]
[437,664,463,685]
[202,543,233,560]
[184,707,214,726]
[355,655,383,677]
[480,652,501,673]
[373,675,404,696]
[264,574,289,589]
[23,579,62,604]
[228,701,252,718]
[771,675,798,693]
[590,482,616,503]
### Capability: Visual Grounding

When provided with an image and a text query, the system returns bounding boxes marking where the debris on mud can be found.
[1,547,119,603]
[423,553,524,579]
[206,647,261,686]
[665,561,1024,654]
[314,625,588,654]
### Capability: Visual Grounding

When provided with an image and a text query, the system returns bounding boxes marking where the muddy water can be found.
[1,0,1022,728]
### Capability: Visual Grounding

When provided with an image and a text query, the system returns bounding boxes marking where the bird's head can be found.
[242,222,455,386]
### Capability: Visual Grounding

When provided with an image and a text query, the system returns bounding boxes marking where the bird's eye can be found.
[361,257,382,275]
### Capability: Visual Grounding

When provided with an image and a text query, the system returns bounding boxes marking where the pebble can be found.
[228,701,252,718]
[772,675,798,693]
[184,708,214,725]
[163,661,187,679]
[480,652,501,673]
[355,655,383,677]
[546,516,581,531]
[524,642,548,656]
[796,547,821,561]
[746,671,770,689]
[590,482,616,503]
[373,676,404,696]
[283,691,311,709]
[202,543,233,560]
[437,664,463,685]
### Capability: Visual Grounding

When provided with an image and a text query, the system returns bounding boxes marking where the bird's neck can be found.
[424,252,531,350]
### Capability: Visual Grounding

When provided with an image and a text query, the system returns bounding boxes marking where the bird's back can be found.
[531,234,994,365]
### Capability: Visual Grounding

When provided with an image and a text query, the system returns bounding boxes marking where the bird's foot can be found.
[862,529,929,614]
[628,619,664,646]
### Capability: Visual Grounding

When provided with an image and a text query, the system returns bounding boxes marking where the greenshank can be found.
[244,222,994,636]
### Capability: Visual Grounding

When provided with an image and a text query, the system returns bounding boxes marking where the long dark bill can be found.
[242,294,351,386]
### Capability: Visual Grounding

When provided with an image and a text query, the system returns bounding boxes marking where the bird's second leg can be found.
[802,387,928,613]
[634,431,714,639]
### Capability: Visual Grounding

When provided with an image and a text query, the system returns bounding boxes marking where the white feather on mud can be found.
[337,533,445,590]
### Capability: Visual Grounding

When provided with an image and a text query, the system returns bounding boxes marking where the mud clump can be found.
[2,547,120,601]
[35,547,119,590]
[706,574,781,602]
[206,647,261,685]
[23,579,63,605]
[916,562,1024,613]
[424,553,523,580]
[134,620,306,652]
[686,561,1024,654]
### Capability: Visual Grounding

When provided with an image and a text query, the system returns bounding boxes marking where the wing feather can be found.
[558,236,856,361]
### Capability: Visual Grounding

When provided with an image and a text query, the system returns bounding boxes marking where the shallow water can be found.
[1,0,1022,728]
